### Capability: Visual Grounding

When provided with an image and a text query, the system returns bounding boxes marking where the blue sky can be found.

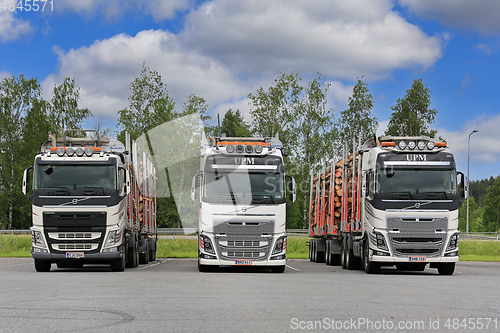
[1,0,500,181]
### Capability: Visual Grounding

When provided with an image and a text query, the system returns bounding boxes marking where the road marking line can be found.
[137,258,171,270]
[286,264,300,272]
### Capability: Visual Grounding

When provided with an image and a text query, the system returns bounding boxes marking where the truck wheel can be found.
[309,240,313,261]
[325,242,331,265]
[311,240,317,262]
[110,253,126,272]
[271,265,285,273]
[139,241,150,264]
[346,241,357,270]
[149,238,157,262]
[34,259,51,272]
[126,239,137,268]
[341,238,347,269]
[437,263,455,275]
[363,242,380,274]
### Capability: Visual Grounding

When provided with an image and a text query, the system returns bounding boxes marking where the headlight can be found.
[446,233,460,251]
[200,235,215,254]
[417,141,426,150]
[236,145,244,153]
[66,147,75,157]
[374,232,389,251]
[32,228,46,248]
[407,141,416,150]
[245,145,253,153]
[398,141,407,150]
[76,147,84,156]
[84,147,94,157]
[427,141,435,150]
[272,236,287,255]
[56,148,65,157]
[104,228,122,247]
[226,144,235,153]
[254,145,263,154]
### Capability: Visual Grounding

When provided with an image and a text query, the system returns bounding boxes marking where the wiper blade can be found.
[39,186,69,195]
[389,191,412,199]
[421,191,449,199]
[252,194,275,204]
[81,186,105,195]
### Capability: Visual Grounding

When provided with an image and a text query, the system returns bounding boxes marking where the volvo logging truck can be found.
[309,136,465,275]
[191,137,296,273]
[22,130,157,272]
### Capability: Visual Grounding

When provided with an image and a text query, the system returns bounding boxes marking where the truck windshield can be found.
[34,164,117,191]
[376,168,457,196]
[204,171,285,203]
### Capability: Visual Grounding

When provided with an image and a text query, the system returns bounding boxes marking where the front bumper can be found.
[32,249,122,261]
[199,257,286,267]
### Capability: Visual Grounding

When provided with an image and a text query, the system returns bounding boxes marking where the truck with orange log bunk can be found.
[308,136,465,275]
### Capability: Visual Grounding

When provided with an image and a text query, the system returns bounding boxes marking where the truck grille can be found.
[213,220,274,261]
[386,217,447,258]
[43,212,106,254]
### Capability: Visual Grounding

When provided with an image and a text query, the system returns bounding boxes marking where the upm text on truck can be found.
[23,130,157,272]
[191,137,296,273]
[308,136,465,275]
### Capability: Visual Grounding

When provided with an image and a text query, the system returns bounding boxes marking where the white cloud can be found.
[0,10,32,42]
[42,30,246,119]
[182,0,443,79]
[43,0,445,130]
[56,0,193,21]
[437,114,500,179]
[399,0,500,34]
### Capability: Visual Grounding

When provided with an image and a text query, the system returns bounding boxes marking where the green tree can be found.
[385,78,438,137]
[220,109,252,137]
[49,77,91,135]
[248,72,302,147]
[481,177,500,232]
[0,75,48,229]
[336,77,377,155]
[117,63,176,142]
[458,196,480,233]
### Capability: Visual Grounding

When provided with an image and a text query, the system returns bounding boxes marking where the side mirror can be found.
[457,171,466,204]
[191,171,203,207]
[285,174,296,208]
[23,166,33,201]
[119,166,130,195]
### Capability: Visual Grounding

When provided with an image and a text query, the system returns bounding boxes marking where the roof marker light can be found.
[381,142,396,147]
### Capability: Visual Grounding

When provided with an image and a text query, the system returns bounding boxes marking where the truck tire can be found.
[139,241,150,264]
[341,237,347,269]
[437,263,455,275]
[110,253,126,272]
[271,265,285,273]
[34,259,51,272]
[308,240,313,261]
[311,240,317,262]
[149,238,157,262]
[346,235,358,270]
[126,239,137,268]
[363,241,380,274]
[325,241,331,265]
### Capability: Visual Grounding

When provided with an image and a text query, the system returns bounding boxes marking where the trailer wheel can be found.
[346,236,358,270]
[139,241,150,264]
[341,237,347,269]
[325,241,331,265]
[363,242,380,274]
[311,240,317,262]
[149,238,157,262]
[34,259,51,272]
[437,263,455,275]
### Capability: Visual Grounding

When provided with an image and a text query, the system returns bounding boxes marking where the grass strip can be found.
[2,234,500,261]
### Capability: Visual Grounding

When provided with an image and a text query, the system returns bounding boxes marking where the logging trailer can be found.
[309,136,465,275]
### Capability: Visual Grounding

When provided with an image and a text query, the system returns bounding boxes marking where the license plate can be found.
[408,256,426,262]
[66,252,84,259]
[235,259,252,265]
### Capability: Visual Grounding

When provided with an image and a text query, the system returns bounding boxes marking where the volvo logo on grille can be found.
[72,199,78,205]
[242,207,247,212]
[414,202,421,209]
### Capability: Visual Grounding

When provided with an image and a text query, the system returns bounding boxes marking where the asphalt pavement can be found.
[0,258,499,332]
